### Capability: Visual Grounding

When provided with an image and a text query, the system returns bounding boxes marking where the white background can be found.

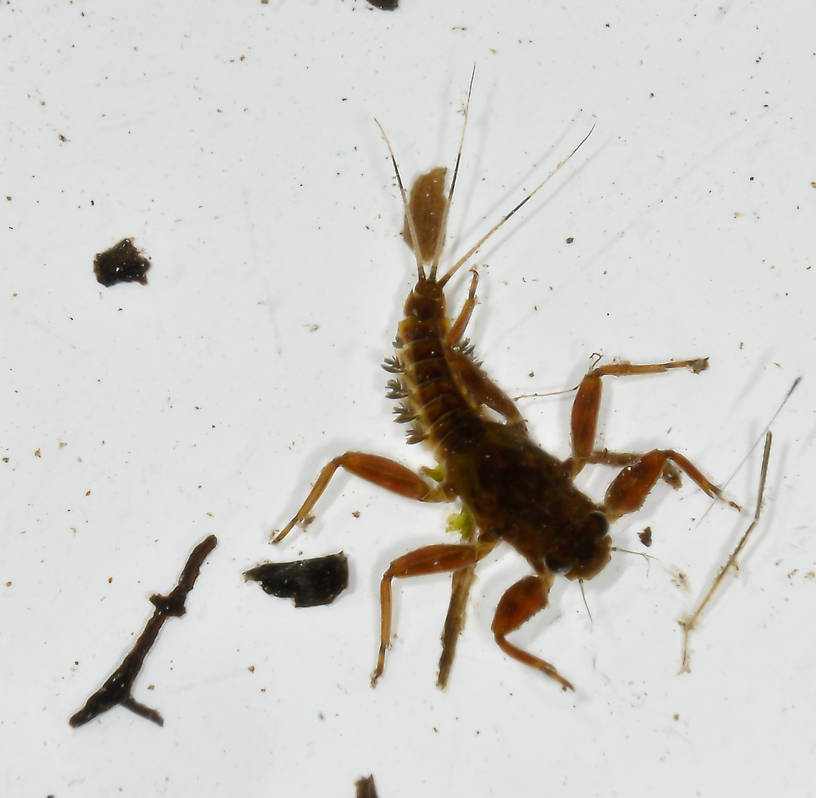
[2,1,814,796]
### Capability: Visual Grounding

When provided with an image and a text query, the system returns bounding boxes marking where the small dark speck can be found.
[749,176,755,181]
[318,712,325,720]
[565,236,574,244]
[366,0,398,8]
[58,133,69,142]
[673,713,680,721]
[352,511,360,518]
[638,527,652,547]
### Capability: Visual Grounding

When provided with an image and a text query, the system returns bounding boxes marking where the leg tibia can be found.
[273,452,449,543]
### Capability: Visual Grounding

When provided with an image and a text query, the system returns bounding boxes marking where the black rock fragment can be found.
[244,552,348,608]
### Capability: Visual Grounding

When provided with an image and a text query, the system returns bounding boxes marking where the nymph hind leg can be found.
[564,358,739,516]
[273,453,453,543]
[373,541,496,686]
[492,572,574,691]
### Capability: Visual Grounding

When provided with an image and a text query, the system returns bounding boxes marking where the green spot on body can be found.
[424,464,445,483]
[446,508,474,542]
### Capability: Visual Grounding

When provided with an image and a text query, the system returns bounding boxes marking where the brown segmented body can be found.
[274,79,738,690]
[385,170,613,583]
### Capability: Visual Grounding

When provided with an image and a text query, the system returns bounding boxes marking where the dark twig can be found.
[69,534,218,728]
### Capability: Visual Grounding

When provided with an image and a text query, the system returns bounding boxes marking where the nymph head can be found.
[546,510,611,581]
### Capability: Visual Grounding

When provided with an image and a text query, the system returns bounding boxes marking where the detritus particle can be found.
[94,239,151,287]
[244,552,348,607]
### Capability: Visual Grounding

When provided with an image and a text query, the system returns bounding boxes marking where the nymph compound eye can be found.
[588,510,609,538]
